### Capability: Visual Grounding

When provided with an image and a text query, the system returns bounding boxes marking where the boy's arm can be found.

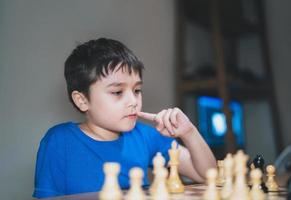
[33,135,65,198]
[138,108,217,183]
[178,127,216,182]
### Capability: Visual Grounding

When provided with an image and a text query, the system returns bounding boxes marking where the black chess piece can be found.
[253,155,265,172]
[287,177,291,200]
[252,155,268,193]
[286,160,291,173]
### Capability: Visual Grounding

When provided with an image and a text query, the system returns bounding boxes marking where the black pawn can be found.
[253,155,265,172]
[287,177,291,200]
[252,155,268,193]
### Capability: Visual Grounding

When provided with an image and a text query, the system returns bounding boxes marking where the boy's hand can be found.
[137,108,195,138]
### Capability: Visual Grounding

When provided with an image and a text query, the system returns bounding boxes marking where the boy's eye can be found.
[111,91,122,96]
[134,89,142,94]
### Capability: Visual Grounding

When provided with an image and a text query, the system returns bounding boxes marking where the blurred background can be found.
[0,0,290,199]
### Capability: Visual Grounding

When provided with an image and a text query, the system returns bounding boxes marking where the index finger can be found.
[137,111,157,122]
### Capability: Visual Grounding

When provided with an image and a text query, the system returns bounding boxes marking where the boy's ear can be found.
[71,91,89,112]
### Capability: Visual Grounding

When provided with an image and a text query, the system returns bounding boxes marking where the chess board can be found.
[147,184,288,200]
[43,184,288,200]
[167,184,287,200]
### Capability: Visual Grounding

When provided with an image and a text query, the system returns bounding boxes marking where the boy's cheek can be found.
[138,104,142,112]
[136,99,142,110]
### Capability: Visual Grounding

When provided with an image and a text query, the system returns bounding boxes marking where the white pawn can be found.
[126,167,146,200]
[221,153,233,199]
[266,165,279,192]
[203,168,220,200]
[151,167,169,200]
[150,152,166,195]
[250,168,265,200]
[99,162,122,200]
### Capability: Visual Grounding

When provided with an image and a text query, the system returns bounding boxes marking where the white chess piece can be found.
[230,150,250,200]
[221,153,233,199]
[216,160,225,186]
[151,167,169,200]
[250,168,265,200]
[99,162,122,200]
[266,165,279,192]
[150,152,166,195]
[203,168,220,200]
[126,167,145,200]
[167,141,185,193]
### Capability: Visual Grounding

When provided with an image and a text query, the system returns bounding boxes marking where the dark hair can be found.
[64,38,144,109]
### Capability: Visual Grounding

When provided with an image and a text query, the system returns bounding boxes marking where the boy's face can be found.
[84,66,142,135]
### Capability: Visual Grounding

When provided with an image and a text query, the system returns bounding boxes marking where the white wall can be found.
[244,102,277,163]
[0,1,175,199]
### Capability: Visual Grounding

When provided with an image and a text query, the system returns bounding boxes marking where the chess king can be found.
[167,141,185,193]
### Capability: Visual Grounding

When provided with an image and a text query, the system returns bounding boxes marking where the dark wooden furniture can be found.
[175,0,282,158]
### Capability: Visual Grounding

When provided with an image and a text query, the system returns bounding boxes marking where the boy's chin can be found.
[119,121,136,132]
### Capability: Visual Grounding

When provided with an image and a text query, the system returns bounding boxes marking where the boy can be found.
[33,38,216,198]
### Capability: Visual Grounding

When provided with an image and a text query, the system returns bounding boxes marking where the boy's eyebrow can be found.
[106,81,143,88]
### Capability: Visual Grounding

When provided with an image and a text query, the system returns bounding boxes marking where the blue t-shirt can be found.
[33,121,174,198]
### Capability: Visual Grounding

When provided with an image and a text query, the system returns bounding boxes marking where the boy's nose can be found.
[127,92,138,108]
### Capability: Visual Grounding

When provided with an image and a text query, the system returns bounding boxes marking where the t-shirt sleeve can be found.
[140,123,175,168]
[33,129,66,198]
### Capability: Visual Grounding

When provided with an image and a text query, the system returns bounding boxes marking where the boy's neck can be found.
[79,122,120,141]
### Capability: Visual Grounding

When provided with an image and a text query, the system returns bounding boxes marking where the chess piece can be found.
[253,155,265,172]
[216,160,225,187]
[221,153,233,199]
[203,168,220,200]
[151,167,170,200]
[126,167,146,200]
[250,169,265,200]
[99,162,122,200]
[266,165,279,192]
[251,155,268,192]
[230,150,250,200]
[250,163,255,171]
[150,152,166,195]
[286,160,291,173]
[287,177,291,200]
[167,141,185,193]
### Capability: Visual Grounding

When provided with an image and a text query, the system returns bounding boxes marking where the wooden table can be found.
[35,182,289,200]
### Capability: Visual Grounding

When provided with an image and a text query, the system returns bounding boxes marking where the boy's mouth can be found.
[126,114,137,119]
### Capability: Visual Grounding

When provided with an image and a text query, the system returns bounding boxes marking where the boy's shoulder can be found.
[41,121,76,144]
[47,121,75,131]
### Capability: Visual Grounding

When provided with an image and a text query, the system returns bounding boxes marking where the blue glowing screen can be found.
[197,96,244,146]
